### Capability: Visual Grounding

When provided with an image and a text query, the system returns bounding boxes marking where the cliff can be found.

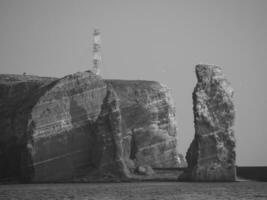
[0,72,184,182]
[105,80,181,169]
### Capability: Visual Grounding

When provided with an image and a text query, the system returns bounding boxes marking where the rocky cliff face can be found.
[106,80,181,170]
[0,72,183,182]
[180,64,236,181]
[93,84,130,178]
[28,72,107,182]
[0,74,57,181]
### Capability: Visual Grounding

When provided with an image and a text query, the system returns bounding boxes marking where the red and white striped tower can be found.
[92,29,101,75]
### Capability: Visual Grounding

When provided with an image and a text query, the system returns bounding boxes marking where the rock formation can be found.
[179,64,236,181]
[0,71,183,182]
[93,84,130,178]
[106,80,181,170]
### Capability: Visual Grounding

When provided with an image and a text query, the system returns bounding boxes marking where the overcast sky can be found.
[1,0,267,166]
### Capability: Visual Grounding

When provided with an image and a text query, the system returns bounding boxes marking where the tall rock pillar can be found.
[180,64,236,181]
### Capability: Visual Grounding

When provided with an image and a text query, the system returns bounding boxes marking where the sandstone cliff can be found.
[0,72,183,182]
[106,80,181,169]
[179,64,236,181]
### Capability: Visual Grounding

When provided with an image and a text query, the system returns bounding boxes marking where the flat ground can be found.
[0,181,267,200]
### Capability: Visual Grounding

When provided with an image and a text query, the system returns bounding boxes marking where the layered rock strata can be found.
[180,64,236,181]
[0,74,57,181]
[94,84,130,178]
[28,72,107,182]
[106,80,181,170]
[0,72,183,182]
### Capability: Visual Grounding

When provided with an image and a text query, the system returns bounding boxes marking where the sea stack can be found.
[180,64,236,181]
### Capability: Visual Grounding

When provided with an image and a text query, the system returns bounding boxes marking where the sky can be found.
[0,0,267,166]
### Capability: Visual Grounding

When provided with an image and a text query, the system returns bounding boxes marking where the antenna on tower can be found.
[92,28,101,75]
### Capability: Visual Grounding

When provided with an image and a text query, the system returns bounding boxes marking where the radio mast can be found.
[92,29,101,75]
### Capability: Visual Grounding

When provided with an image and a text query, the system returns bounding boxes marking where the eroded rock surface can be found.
[29,72,107,182]
[180,64,236,181]
[93,84,130,178]
[106,80,182,170]
[0,72,183,182]
[0,74,57,181]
